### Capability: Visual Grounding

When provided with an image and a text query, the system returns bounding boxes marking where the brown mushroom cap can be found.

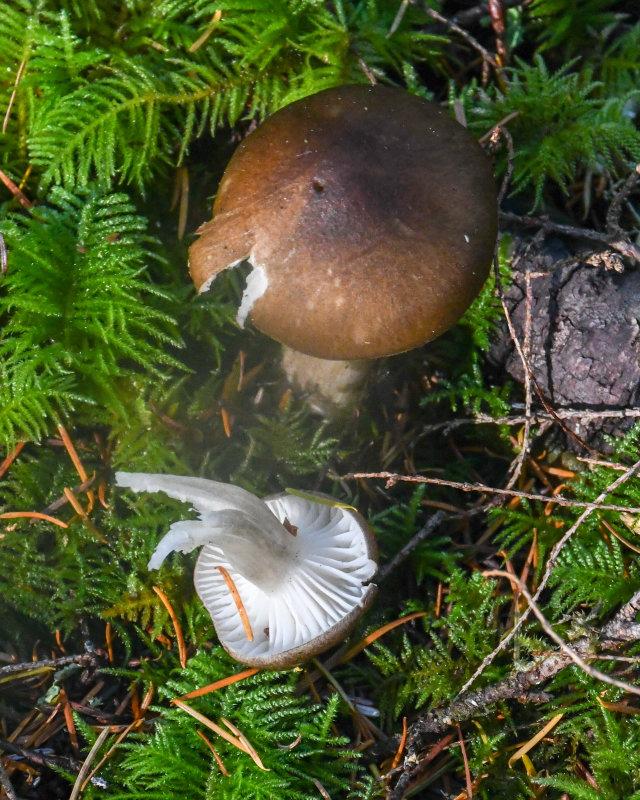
[190,84,498,360]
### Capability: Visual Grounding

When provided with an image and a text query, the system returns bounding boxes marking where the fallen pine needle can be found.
[140,682,154,712]
[312,778,332,800]
[0,511,68,528]
[59,688,78,752]
[0,168,32,209]
[339,612,427,663]
[81,720,144,792]
[508,713,563,767]
[221,717,269,771]
[0,442,25,480]
[57,425,88,483]
[173,667,259,702]
[189,9,222,52]
[196,730,231,776]
[2,58,26,134]
[152,586,187,668]
[98,481,110,509]
[63,488,105,542]
[458,723,473,798]
[69,726,111,800]
[172,699,251,754]
[597,697,640,715]
[216,566,254,642]
[391,717,408,770]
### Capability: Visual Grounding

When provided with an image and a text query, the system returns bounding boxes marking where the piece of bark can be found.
[489,237,640,450]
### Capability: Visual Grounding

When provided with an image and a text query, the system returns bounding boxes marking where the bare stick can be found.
[505,261,533,490]
[0,654,91,677]
[388,587,640,799]
[421,407,640,434]
[377,511,449,583]
[344,471,640,515]
[500,210,640,263]
[419,2,499,69]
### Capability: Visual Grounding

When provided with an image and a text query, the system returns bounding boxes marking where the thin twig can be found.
[419,2,499,69]
[344,471,640,515]
[492,252,596,454]
[421,407,640,434]
[376,511,449,583]
[2,58,26,134]
[456,456,640,697]
[0,233,7,278]
[505,261,533,490]
[0,654,91,678]
[500,210,640,263]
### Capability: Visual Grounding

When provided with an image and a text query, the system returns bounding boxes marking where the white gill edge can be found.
[194,494,376,659]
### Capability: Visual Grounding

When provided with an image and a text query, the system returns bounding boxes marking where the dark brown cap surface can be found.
[190,84,498,360]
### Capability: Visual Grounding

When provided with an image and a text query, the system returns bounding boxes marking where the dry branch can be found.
[388,588,640,799]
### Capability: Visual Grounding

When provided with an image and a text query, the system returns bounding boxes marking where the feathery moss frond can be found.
[0,188,183,442]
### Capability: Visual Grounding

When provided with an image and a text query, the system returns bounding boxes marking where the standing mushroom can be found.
[189,84,498,412]
[116,471,377,669]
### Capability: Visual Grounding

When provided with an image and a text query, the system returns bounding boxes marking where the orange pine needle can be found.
[197,730,231,777]
[0,441,25,480]
[57,425,88,482]
[105,622,114,663]
[216,566,254,642]
[457,723,473,799]
[0,511,68,528]
[63,487,105,541]
[152,585,188,668]
[63,487,87,517]
[391,717,408,770]
[173,668,259,702]
[0,167,32,208]
[220,407,232,438]
[98,480,110,509]
[339,612,427,663]
[140,682,155,712]
[59,688,78,752]
[131,688,141,720]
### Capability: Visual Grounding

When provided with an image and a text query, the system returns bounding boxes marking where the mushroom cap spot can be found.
[189,84,498,360]
[193,492,378,669]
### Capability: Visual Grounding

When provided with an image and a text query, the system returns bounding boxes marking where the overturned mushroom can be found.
[116,472,377,668]
[189,84,498,412]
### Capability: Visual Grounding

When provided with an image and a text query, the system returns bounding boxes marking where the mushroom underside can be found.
[194,493,377,667]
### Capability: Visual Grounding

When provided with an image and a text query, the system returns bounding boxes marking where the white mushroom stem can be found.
[115,472,298,593]
[280,347,371,416]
